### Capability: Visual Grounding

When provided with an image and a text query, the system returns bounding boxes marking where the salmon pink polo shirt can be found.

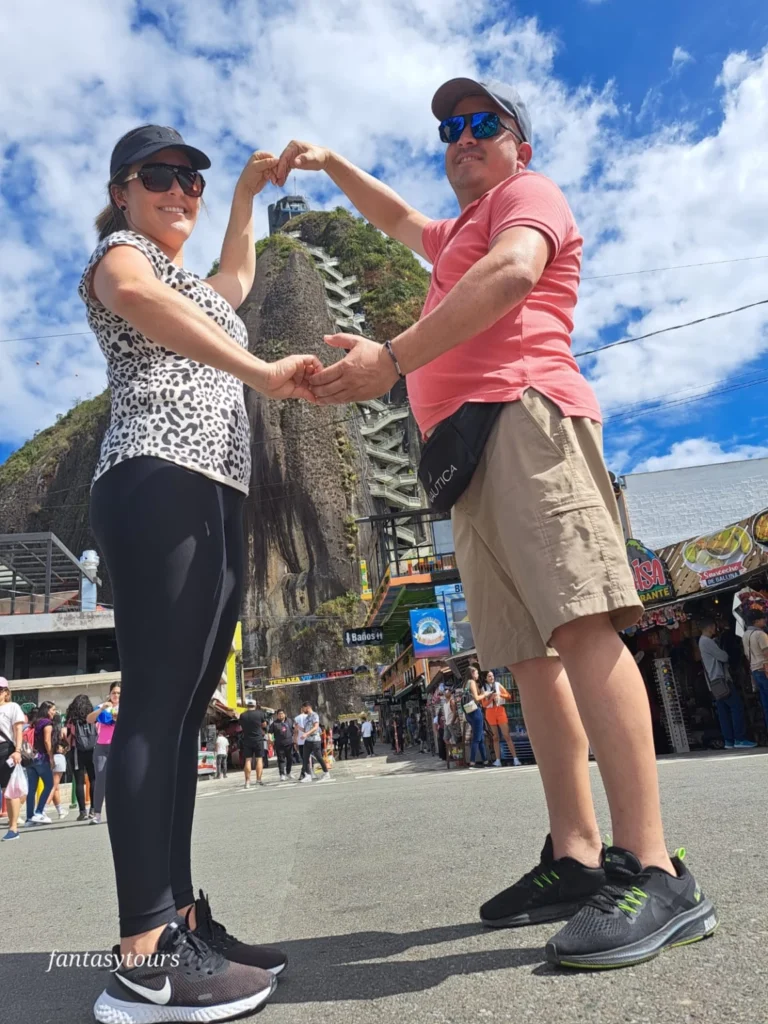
[407,170,601,437]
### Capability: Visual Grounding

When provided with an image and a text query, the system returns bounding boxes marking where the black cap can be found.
[431,78,532,144]
[110,125,211,180]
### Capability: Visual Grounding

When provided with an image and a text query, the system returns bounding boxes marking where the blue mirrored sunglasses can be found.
[438,111,521,145]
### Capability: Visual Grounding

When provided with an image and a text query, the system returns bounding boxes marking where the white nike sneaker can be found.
[513,757,522,766]
[33,812,52,824]
[316,774,334,783]
[279,774,286,782]
[493,759,502,767]
[300,776,314,784]
[57,806,69,820]
[94,919,275,1023]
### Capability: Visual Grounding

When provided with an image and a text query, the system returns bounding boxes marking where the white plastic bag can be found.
[4,762,28,800]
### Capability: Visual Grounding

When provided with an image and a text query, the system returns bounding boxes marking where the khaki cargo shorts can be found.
[452,389,642,668]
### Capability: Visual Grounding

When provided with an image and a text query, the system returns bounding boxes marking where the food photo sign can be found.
[630,507,768,606]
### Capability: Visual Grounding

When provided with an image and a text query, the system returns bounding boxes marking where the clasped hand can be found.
[246,141,401,405]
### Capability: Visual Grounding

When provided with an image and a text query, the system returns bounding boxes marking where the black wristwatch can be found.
[384,339,405,379]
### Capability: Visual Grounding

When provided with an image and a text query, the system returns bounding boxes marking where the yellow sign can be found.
[360,559,372,601]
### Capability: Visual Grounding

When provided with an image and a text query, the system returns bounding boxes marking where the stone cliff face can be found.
[0,212,428,716]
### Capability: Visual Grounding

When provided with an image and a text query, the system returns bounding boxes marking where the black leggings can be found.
[91,457,245,938]
[71,747,96,814]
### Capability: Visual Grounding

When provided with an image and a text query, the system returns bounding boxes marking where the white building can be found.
[621,456,768,549]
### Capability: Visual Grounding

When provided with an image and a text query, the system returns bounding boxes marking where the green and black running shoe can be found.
[480,834,607,928]
[545,846,718,969]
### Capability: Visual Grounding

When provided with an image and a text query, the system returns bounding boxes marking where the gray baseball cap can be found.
[431,78,532,143]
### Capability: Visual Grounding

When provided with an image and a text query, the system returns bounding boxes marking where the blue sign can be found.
[434,583,475,655]
[409,607,452,659]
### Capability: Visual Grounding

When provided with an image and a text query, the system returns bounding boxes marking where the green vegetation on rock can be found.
[278,208,429,341]
[0,391,110,488]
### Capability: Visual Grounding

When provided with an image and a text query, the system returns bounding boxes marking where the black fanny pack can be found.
[418,402,504,512]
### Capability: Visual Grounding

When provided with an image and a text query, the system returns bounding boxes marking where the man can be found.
[214,729,230,779]
[269,709,295,781]
[239,702,267,789]
[741,604,768,728]
[336,721,349,761]
[698,620,755,749]
[297,702,331,783]
[276,76,717,967]
[360,716,375,756]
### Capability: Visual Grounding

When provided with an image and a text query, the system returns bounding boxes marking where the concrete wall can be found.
[0,609,115,636]
[623,457,768,549]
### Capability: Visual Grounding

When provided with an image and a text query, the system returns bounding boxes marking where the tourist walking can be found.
[65,694,98,820]
[86,682,121,824]
[24,700,59,826]
[283,74,717,966]
[0,678,26,841]
[82,125,315,1021]
[298,702,330,782]
[361,717,375,756]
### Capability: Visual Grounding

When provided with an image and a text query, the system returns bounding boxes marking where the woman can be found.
[82,125,317,1023]
[0,678,26,841]
[24,700,59,825]
[66,693,98,820]
[480,670,522,767]
[462,666,489,769]
[86,682,121,824]
[51,731,70,820]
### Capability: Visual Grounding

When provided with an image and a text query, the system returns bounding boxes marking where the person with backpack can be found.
[24,700,59,826]
[0,678,26,841]
[697,619,755,749]
[86,682,121,824]
[66,694,98,820]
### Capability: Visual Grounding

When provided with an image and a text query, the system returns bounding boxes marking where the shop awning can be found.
[391,682,423,702]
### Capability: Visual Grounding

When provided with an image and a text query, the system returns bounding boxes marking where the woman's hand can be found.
[10,750,21,766]
[253,354,323,401]
[237,151,279,198]
[274,140,330,187]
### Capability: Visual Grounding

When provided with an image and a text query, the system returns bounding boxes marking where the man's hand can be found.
[254,354,323,401]
[237,151,279,197]
[308,335,399,404]
[274,140,331,187]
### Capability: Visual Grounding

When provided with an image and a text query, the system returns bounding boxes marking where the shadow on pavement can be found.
[271,922,544,1002]
[0,925,545,1017]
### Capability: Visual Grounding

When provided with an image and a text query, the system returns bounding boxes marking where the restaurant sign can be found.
[626,539,674,605]
[633,505,768,607]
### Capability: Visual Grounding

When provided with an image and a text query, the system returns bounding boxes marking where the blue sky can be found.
[1,0,768,475]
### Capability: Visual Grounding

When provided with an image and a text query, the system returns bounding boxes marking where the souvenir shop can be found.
[623,514,768,753]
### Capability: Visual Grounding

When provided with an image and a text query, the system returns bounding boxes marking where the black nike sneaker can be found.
[189,890,288,976]
[93,919,276,1023]
[480,834,606,927]
[545,846,718,969]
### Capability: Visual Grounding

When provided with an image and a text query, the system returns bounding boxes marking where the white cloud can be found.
[0,2,767,474]
[633,438,768,472]
[671,46,693,70]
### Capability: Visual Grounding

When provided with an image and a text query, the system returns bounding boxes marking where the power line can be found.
[605,372,768,426]
[3,254,768,347]
[582,254,768,281]
[576,298,768,359]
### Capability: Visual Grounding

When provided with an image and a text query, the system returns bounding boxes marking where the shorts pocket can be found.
[519,389,567,459]
[544,498,604,518]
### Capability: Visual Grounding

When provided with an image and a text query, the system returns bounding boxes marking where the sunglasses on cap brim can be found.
[120,162,206,198]
[438,111,523,145]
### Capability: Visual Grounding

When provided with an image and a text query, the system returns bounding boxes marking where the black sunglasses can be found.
[121,162,206,198]
[438,111,522,145]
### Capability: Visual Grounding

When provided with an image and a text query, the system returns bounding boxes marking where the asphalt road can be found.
[1,749,767,1024]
